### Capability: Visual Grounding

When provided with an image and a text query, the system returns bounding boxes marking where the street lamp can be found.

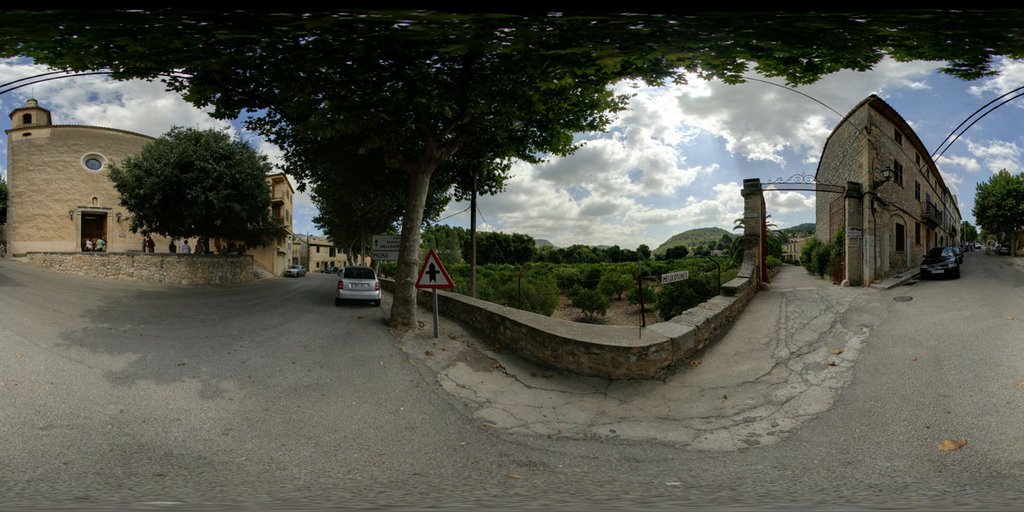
[872,167,895,189]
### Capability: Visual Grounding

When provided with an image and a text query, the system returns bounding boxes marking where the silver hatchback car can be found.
[336,266,381,306]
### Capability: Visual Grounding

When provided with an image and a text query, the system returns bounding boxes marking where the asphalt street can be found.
[1,252,1023,511]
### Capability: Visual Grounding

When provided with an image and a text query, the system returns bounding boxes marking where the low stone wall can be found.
[384,267,759,380]
[27,252,254,286]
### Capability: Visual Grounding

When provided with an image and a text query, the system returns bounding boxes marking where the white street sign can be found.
[371,235,401,261]
[661,270,689,284]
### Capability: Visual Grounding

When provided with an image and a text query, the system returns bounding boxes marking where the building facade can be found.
[815,95,961,286]
[4,99,294,276]
[250,172,294,276]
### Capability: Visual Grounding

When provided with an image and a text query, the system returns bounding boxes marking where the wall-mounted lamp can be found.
[116,212,122,223]
[68,209,75,220]
[872,167,895,189]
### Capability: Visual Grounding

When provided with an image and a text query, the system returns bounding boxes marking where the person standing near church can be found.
[145,235,155,253]
[181,239,192,254]
[168,239,177,253]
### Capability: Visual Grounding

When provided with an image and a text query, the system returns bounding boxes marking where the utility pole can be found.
[470,173,478,298]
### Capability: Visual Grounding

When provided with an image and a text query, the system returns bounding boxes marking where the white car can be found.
[284,264,307,277]
[336,266,381,306]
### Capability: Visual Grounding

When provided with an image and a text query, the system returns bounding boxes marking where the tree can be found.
[598,270,633,300]
[8,9,1024,329]
[973,169,1024,256]
[107,127,284,247]
[636,244,652,261]
[665,245,689,260]
[960,221,978,244]
[569,285,609,322]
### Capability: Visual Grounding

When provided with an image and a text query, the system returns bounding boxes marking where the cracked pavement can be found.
[399,265,888,451]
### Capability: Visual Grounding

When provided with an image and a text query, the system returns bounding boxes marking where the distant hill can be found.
[654,227,733,255]
[780,222,815,235]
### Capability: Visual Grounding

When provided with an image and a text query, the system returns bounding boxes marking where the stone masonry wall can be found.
[384,270,758,380]
[27,252,254,286]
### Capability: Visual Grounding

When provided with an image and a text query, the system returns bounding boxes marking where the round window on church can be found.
[82,153,107,172]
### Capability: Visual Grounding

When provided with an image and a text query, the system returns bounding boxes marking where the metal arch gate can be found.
[758,174,847,283]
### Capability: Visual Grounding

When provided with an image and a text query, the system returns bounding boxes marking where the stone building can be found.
[251,172,294,276]
[4,98,294,276]
[815,94,961,286]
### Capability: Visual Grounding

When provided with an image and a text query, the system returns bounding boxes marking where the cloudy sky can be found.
[3,55,1022,249]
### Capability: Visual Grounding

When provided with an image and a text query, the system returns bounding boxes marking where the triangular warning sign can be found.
[415,248,455,289]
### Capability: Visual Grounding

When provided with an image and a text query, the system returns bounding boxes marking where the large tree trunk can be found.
[390,166,435,331]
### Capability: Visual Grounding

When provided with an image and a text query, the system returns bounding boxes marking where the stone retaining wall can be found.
[26,252,254,286]
[385,266,758,380]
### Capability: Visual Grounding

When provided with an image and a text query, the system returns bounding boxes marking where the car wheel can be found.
[373,300,381,307]
[954,267,961,278]
[335,298,342,307]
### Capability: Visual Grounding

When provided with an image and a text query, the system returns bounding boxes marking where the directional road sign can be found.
[371,235,401,261]
[416,249,454,289]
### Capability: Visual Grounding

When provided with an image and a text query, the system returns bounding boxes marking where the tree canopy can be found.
[107,127,285,247]
[5,9,1024,329]
[973,169,1024,251]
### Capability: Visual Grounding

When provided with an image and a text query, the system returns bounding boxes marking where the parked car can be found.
[997,244,1011,256]
[952,245,964,264]
[325,266,340,273]
[920,246,960,279]
[284,264,307,277]
[336,266,381,306]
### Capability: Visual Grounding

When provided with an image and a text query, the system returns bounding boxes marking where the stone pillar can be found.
[844,182,864,286]
[740,178,765,285]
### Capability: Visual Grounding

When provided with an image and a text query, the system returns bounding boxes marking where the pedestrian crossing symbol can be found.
[415,248,454,289]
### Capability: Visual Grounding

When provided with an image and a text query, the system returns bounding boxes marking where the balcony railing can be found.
[922,201,942,227]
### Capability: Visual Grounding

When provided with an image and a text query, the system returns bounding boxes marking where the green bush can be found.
[598,270,634,300]
[812,243,830,278]
[553,266,584,291]
[800,236,821,275]
[656,273,716,321]
[627,283,658,308]
[569,285,609,321]
[766,255,782,269]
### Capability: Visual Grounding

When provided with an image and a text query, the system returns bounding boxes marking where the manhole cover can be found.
[893,296,913,302]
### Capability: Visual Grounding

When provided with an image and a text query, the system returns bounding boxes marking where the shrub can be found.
[656,273,716,321]
[598,270,634,300]
[766,255,782,269]
[553,266,584,291]
[569,285,609,321]
[627,283,658,308]
[800,236,821,274]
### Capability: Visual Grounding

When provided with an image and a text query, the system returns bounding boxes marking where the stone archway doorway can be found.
[754,175,851,284]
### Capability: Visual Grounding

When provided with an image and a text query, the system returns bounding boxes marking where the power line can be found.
[931,84,1024,162]
[741,76,844,119]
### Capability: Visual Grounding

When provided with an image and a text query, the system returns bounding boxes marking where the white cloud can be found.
[936,154,982,173]
[764,191,815,214]
[1,60,228,137]
[673,58,940,166]
[968,58,1024,101]
[964,139,1021,173]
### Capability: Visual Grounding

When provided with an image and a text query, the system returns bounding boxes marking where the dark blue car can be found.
[920,246,960,279]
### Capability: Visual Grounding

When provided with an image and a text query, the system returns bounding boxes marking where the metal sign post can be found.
[415,248,455,339]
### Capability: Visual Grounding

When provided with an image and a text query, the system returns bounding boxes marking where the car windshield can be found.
[926,247,954,258]
[343,267,376,279]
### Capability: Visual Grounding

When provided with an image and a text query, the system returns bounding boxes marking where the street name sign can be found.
[661,270,689,284]
[415,249,455,289]
[371,235,401,261]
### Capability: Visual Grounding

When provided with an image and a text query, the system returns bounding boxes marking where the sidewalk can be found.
[397,265,888,451]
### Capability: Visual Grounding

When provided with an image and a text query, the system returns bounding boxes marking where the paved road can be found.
[1,254,1022,511]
